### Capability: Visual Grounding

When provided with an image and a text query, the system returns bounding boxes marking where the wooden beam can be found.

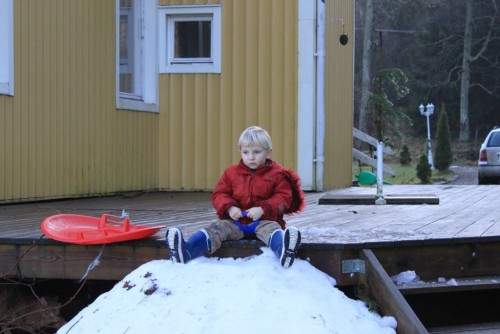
[428,322,500,334]
[0,243,167,281]
[358,249,428,334]
[318,193,439,205]
[353,128,395,156]
[353,148,396,177]
[373,242,500,281]
[0,240,360,286]
[398,275,500,295]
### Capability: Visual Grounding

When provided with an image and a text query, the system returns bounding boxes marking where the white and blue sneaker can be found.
[269,227,301,269]
[166,228,211,264]
[166,227,186,263]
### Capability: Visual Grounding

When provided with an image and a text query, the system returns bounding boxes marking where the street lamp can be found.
[419,103,435,170]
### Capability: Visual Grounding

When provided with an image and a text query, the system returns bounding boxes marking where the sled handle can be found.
[99,214,131,232]
[238,211,260,222]
[233,211,259,237]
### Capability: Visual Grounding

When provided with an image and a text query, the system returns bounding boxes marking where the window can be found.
[116,0,157,112]
[159,5,222,73]
[0,0,14,95]
[489,132,500,147]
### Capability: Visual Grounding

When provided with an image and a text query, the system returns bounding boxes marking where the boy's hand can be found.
[246,207,264,221]
[228,206,243,220]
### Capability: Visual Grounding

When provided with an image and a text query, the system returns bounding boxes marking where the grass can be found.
[352,163,454,185]
[352,135,476,185]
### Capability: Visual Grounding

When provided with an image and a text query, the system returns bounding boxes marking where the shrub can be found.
[434,104,453,171]
[416,154,432,184]
[399,144,412,165]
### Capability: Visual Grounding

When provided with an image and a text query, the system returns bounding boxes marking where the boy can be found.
[166,126,305,268]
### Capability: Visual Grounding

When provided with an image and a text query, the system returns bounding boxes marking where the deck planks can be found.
[1,185,500,245]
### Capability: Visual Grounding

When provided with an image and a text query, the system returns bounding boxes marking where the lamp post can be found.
[419,103,434,170]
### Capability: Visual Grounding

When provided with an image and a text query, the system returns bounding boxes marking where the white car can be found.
[478,126,500,184]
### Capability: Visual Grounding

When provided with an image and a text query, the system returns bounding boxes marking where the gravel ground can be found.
[448,165,478,185]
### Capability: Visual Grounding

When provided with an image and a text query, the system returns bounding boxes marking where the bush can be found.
[434,104,453,171]
[399,144,412,165]
[416,154,432,184]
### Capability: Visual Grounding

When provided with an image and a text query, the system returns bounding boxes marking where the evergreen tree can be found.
[434,104,453,171]
[399,144,412,165]
[416,154,432,184]
[367,68,411,143]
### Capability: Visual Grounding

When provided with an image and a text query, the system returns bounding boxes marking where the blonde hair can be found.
[238,126,272,150]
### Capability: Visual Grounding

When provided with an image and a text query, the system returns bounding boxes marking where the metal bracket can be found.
[342,259,365,274]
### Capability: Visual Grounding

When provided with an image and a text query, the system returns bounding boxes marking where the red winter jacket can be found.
[212,159,305,229]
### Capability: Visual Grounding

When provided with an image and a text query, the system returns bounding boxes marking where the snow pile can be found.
[58,248,397,334]
[391,270,420,285]
[438,277,458,286]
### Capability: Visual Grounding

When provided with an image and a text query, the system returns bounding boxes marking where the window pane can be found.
[174,21,211,58]
[119,1,135,95]
[489,133,500,147]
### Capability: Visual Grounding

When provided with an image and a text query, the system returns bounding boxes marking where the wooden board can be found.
[397,275,500,295]
[319,193,439,205]
[358,249,428,334]
[353,148,396,177]
[429,322,500,334]
[372,242,500,281]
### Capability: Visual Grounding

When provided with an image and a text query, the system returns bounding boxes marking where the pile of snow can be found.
[58,249,397,334]
[391,270,420,285]
[438,277,458,286]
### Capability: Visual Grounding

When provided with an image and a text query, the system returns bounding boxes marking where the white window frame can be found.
[0,0,14,95]
[159,5,221,74]
[116,0,158,112]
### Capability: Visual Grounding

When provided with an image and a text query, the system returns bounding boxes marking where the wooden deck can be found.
[2,185,499,243]
[1,185,500,285]
[2,185,500,333]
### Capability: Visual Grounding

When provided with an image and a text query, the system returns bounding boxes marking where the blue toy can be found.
[233,211,259,237]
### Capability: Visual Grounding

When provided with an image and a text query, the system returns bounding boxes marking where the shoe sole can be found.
[167,228,184,263]
[281,227,301,269]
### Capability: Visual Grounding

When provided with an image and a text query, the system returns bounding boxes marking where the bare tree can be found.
[354,0,500,141]
[409,0,500,141]
[357,0,374,133]
[459,0,498,141]
[459,0,473,141]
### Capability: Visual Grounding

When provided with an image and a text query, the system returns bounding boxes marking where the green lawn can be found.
[352,163,454,185]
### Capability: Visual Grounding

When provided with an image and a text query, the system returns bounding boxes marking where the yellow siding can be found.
[324,0,354,188]
[0,0,354,201]
[158,0,299,191]
[0,0,158,202]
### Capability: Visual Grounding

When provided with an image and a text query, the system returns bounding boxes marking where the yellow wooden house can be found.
[0,0,354,203]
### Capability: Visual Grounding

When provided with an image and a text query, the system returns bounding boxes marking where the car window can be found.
[488,132,500,147]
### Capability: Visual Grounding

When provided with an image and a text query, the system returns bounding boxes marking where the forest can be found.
[353,0,499,146]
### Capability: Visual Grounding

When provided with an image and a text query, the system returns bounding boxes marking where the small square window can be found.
[174,20,211,59]
[159,5,221,74]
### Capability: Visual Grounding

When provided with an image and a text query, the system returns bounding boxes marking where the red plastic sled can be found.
[41,213,166,245]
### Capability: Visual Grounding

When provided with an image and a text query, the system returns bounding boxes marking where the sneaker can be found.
[281,227,301,268]
[166,228,185,263]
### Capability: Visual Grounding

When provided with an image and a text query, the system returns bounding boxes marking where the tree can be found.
[407,0,500,141]
[399,145,411,165]
[434,104,453,171]
[367,68,411,143]
[416,154,432,184]
[458,0,473,141]
[357,0,374,133]
[354,0,500,142]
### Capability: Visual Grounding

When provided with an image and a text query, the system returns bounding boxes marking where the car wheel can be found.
[478,174,489,185]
